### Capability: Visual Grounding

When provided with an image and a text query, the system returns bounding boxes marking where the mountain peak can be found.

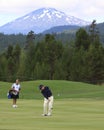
[0,7,90,34]
[32,7,61,13]
[27,7,65,19]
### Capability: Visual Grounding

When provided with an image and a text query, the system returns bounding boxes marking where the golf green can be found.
[0,99,104,130]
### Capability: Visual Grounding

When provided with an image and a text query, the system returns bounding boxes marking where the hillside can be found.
[42,25,80,34]
[0,21,104,52]
[97,22,104,43]
[0,80,104,99]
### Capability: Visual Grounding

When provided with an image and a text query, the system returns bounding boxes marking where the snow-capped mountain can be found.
[0,8,90,34]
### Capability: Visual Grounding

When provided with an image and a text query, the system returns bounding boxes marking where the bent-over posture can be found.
[39,85,54,116]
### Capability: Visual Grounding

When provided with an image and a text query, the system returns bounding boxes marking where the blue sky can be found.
[0,0,104,26]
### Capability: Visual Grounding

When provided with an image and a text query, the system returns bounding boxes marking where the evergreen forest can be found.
[0,21,104,84]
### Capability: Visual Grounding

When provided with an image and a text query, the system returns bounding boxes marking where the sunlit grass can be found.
[0,99,104,130]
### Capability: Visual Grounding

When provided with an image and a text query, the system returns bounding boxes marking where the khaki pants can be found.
[43,96,54,115]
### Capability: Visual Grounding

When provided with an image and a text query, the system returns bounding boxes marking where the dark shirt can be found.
[41,86,52,99]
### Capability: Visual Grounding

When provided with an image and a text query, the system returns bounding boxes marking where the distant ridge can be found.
[42,25,80,34]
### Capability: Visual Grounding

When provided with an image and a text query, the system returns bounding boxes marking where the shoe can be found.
[12,105,18,108]
[42,114,48,116]
[13,105,16,108]
[47,113,51,116]
[15,105,18,108]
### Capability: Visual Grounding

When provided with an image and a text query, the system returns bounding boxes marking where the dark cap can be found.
[39,85,43,90]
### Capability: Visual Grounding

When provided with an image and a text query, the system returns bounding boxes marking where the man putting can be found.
[39,84,54,116]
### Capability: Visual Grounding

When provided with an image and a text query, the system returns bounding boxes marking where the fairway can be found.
[0,99,104,130]
[1,80,104,130]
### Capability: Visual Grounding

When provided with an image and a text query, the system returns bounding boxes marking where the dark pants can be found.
[11,93,19,99]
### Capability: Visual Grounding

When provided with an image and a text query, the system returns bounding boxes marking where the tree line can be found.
[0,22,104,83]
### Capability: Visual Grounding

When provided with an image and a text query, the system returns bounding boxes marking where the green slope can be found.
[0,80,104,99]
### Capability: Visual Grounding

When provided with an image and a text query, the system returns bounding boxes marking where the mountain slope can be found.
[42,25,80,34]
[0,7,90,34]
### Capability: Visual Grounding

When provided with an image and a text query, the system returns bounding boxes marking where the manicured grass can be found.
[0,99,104,130]
[1,80,104,130]
[0,80,104,99]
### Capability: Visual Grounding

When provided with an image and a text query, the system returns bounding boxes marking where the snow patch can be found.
[23,15,30,20]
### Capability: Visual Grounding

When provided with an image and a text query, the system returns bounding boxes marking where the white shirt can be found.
[12,83,21,92]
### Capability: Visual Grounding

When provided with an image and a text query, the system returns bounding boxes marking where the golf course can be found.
[0,80,104,130]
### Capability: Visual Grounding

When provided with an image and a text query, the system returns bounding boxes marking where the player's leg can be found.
[43,98,48,115]
[13,98,17,108]
[48,96,54,116]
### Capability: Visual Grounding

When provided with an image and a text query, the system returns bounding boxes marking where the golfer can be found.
[10,79,21,108]
[39,85,54,116]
